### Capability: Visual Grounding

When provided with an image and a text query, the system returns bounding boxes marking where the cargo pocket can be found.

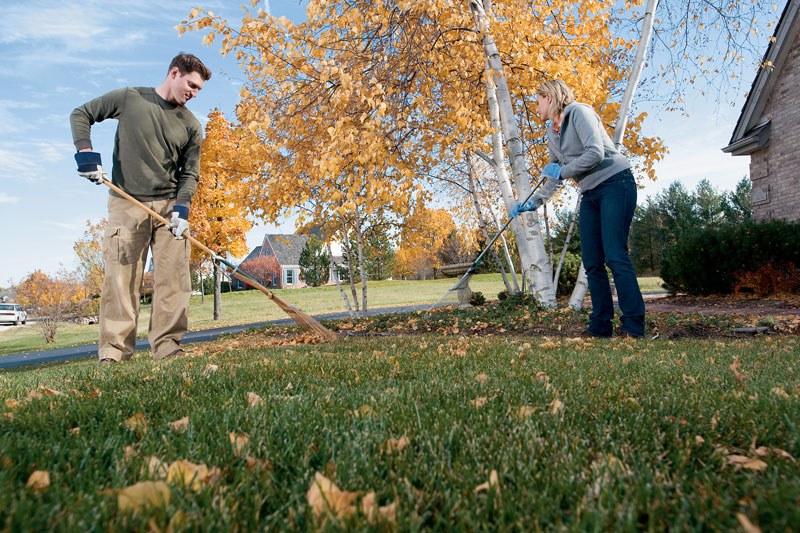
[104,227,140,266]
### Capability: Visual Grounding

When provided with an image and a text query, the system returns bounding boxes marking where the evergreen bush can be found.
[660,220,800,295]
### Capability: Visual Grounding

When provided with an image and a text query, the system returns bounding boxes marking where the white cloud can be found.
[0,192,20,203]
[0,141,73,182]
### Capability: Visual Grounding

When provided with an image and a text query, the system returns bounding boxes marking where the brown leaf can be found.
[349,404,375,417]
[470,397,488,408]
[380,436,410,455]
[474,469,500,493]
[245,455,272,472]
[247,392,264,408]
[26,470,50,492]
[5,399,19,409]
[125,413,148,434]
[69,427,80,435]
[168,417,189,432]
[38,385,63,396]
[474,373,488,386]
[116,481,171,513]
[229,432,250,456]
[146,456,168,479]
[306,472,359,519]
[549,398,564,414]
[726,455,768,471]
[360,491,397,524]
[516,406,537,419]
[772,448,796,463]
[736,513,762,533]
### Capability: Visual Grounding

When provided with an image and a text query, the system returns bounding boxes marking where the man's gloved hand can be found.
[543,162,561,180]
[74,151,108,185]
[510,194,544,217]
[169,205,190,240]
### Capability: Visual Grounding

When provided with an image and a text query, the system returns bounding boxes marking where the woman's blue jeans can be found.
[579,169,645,337]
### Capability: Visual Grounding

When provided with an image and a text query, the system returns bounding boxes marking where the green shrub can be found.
[660,220,800,295]
[554,252,582,297]
[470,291,486,306]
[497,290,509,301]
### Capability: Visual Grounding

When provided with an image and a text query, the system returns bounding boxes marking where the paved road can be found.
[0,304,442,370]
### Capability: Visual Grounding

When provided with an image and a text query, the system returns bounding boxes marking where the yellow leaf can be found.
[349,404,375,417]
[360,491,397,524]
[474,373,488,386]
[166,460,212,491]
[549,398,564,414]
[247,392,264,408]
[6,399,19,409]
[229,432,250,456]
[306,472,359,519]
[146,456,169,479]
[473,469,500,493]
[125,413,148,434]
[380,436,410,455]
[117,481,171,513]
[26,470,50,492]
[726,455,767,471]
[517,406,537,419]
[69,427,80,435]
[168,416,189,432]
[772,448,796,462]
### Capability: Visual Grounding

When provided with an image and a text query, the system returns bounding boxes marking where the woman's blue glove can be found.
[543,163,561,179]
[510,195,544,217]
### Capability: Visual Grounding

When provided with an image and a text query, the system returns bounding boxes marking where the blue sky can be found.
[0,1,762,285]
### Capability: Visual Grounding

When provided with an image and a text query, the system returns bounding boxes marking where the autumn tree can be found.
[182,1,665,308]
[394,203,458,280]
[72,218,106,314]
[191,109,262,320]
[16,270,87,343]
[239,254,281,288]
[299,235,331,287]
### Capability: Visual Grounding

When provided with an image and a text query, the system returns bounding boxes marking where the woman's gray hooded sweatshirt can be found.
[547,102,630,192]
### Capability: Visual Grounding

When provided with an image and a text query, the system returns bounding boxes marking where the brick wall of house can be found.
[750,27,800,222]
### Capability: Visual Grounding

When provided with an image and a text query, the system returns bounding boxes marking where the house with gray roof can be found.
[239,234,343,289]
[722,0,800,222]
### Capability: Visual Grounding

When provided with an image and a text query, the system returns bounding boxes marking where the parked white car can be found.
[0,303,27,325]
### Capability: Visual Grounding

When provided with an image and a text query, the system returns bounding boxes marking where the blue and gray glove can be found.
[74,151,108,185]
[542,162,561,180]
[169,204,190,240]
[510,195,544,217]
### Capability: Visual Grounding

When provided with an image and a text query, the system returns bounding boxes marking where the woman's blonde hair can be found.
[536,80,575,118]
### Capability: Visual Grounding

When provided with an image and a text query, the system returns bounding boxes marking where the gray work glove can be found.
[169,205,190,240]
[74,151,108,185]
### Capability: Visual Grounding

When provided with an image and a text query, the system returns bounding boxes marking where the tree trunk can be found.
[471,0,556,307]
[213,259,222,321]
[328,242,355,319]
[199,263,205,304]
[465,150,512,293]
[341,221,360,312]
[354,205,369,319]
[554,195,581,295]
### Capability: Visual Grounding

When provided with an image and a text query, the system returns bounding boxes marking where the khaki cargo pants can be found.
[99,195,191,361]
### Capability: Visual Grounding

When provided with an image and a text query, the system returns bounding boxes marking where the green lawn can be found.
[1,327,797,530]
[0,275,664,356]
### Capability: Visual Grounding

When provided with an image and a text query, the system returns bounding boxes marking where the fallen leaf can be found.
[470,397,488,408]
[517,406,537,419]
[38,385,63,396]
[5,399,19,409]
[166,460,213,491]
[772,448,796,462]
[474,374,488,386]
[771,387,791,399]
[229,432,250,456]
[380,436,410,455]
[247,392,264,408]
[146,456,168,479]
[205,364,219,374]
[726,455,767,471]
[474,469,500,493]
[168,417,189,432]
[125,413,148,434]
[69,427,80,435]
[736,513,762,533]
[695,435,705,445]
[26,470,50,492]
[349,404,375,417]
[245,455,272,472]
[306,472,359,519]
[117,481,171,513]
[549,398,564,414]
[360,491,398,524]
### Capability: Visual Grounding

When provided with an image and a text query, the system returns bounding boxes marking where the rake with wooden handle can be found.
[101,178,338,342]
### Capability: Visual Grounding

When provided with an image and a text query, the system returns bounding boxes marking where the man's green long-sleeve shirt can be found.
[70,87,203,204]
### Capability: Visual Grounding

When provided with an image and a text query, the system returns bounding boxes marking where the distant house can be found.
[722,0,800,222]
[232,245,262,291]
[244,234,343,289]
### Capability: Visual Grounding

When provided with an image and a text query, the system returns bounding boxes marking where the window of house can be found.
[284,269,295,285]
[272,273,278,287]
[264,248,271,256]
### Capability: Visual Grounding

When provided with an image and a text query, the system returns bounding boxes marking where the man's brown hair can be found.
[169,53,211,81]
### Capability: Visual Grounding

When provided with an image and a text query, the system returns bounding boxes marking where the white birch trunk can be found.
[328,242,355,319]
[341,221,360,312]
[354,205,368,319]
[567,0,659,309]
[472,0,556,307]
